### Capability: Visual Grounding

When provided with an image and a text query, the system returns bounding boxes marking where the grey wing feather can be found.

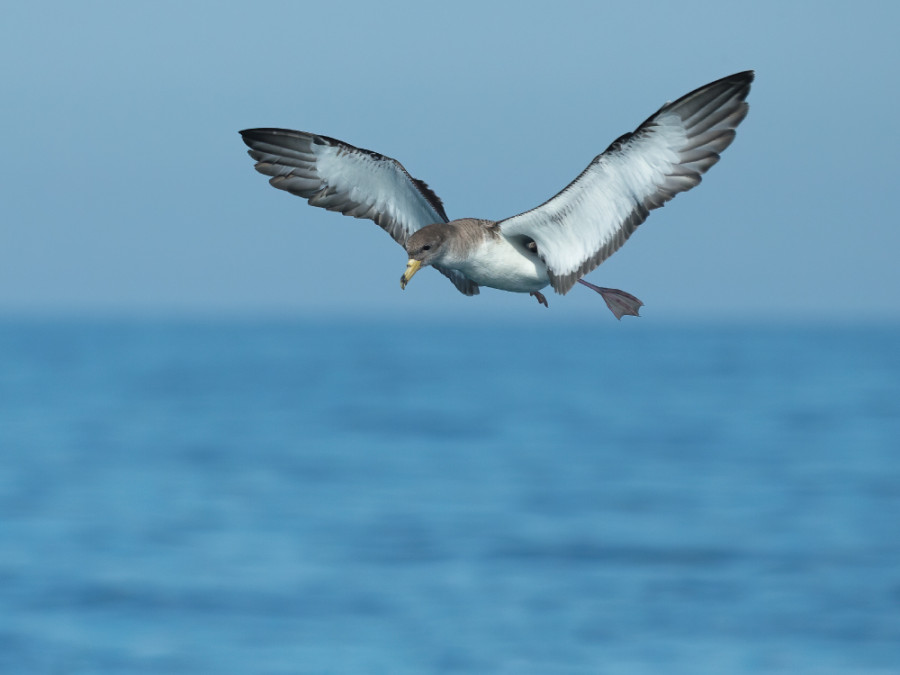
[499,71,753,294]
[240,129,448,245]
[240,128,479,294]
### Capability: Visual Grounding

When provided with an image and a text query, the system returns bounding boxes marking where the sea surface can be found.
[1,318,898,674]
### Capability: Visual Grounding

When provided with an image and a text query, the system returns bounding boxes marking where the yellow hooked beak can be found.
[400,259,422,290]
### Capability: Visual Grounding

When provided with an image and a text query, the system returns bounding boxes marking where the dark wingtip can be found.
[714,70,755,87]
[238,128,268,148]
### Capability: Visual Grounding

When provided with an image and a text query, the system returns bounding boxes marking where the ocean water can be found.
[0,318,898,674]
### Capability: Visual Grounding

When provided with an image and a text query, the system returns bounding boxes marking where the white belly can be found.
[452,237,549,293]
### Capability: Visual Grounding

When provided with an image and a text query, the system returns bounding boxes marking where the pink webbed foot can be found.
[530,291,549,308]
[577,279,643,319]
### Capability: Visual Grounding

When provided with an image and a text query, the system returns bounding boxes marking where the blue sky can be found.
[2,1,898,321]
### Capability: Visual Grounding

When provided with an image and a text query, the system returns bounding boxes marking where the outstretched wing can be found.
[240,129,448,244]
[498,71,753,294]
[240,128,478,296]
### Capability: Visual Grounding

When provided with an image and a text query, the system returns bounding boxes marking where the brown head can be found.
[400,224,451,289]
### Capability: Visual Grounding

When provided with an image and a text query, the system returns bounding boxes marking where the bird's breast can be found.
[451,236,549,293]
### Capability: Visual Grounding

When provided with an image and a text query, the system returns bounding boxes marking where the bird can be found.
[240,71,753,319]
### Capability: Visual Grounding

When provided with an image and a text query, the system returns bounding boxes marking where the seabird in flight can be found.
[240,71,753,318]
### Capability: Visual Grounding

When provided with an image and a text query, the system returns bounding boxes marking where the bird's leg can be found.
[577,279,643,319]
[530,291,549,308]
